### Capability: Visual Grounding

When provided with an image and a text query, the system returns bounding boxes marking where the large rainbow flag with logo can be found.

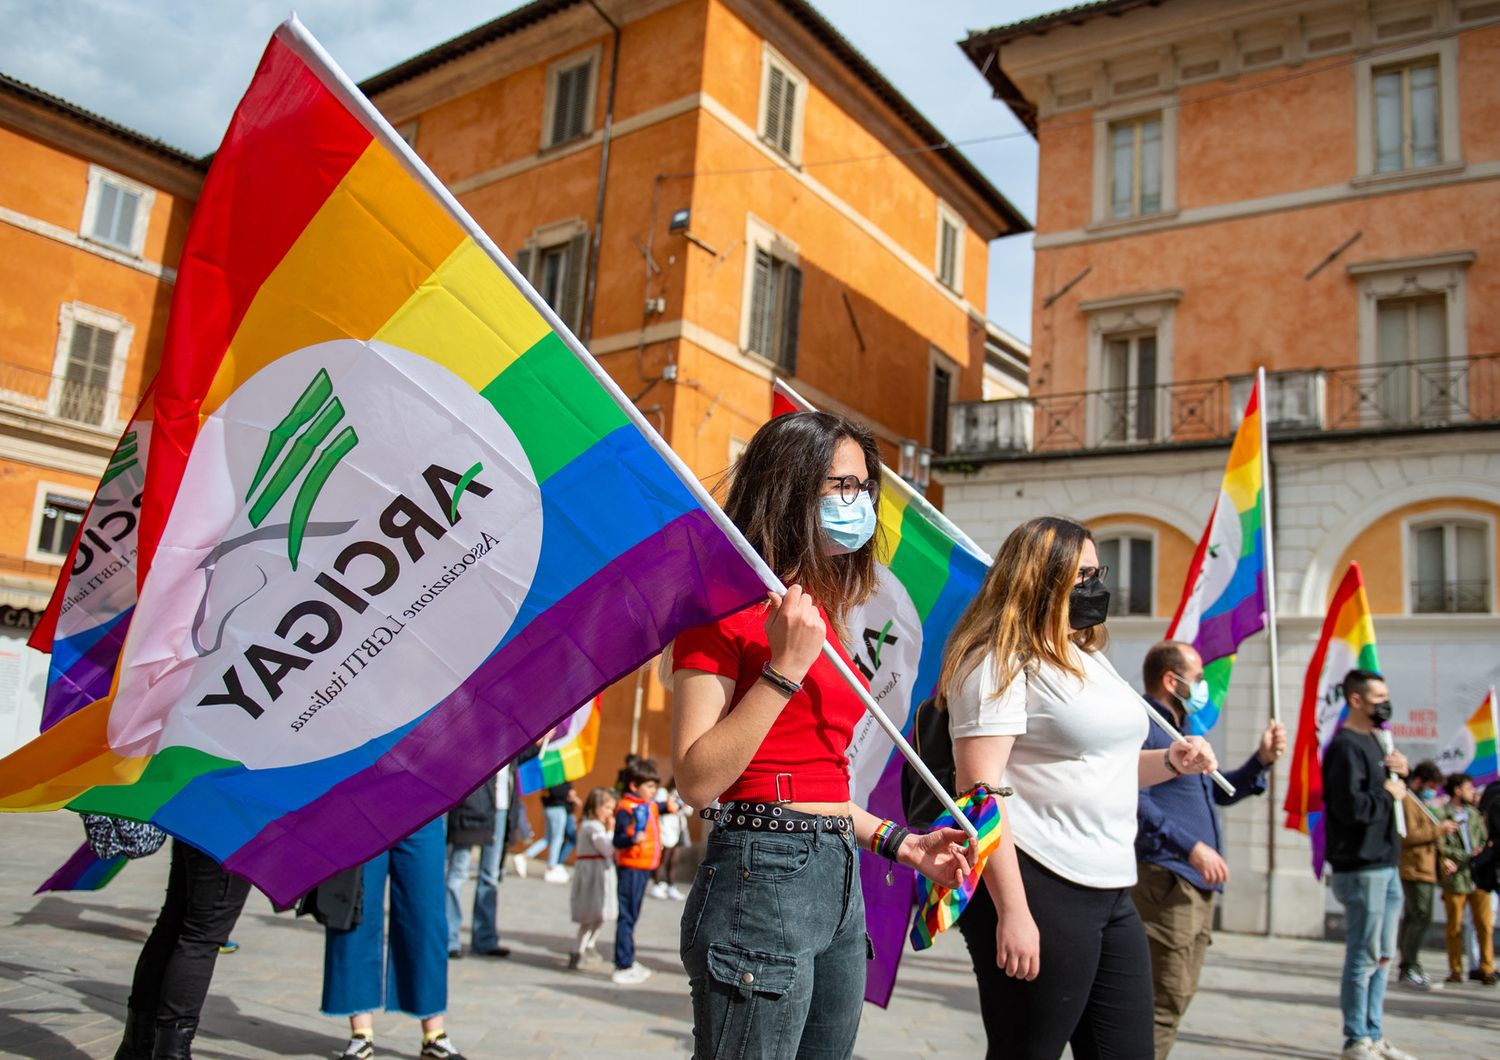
[0,20,768,906]
[1436,688,1499,787]
[516,696,601,796]
[772,380,989,1006]
[1283,562,1379,877]
[1165,378,1269,733]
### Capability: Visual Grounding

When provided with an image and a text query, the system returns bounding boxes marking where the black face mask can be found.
[1068,577,1111,630]
[1370,699,1393,724]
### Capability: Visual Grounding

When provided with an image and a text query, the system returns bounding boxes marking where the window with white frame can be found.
[1355,40,1459,179]
[543,50,597,149]
[52,303,131,429]
[747,248,802,372]
[1108,113,1163,220]
[1095,532,1154,616]
[81,166,153,256]
[759,48,804,161]
[33,491,87,561]
[1099,331,1159,444]
[936,204,963,291]
[1375,294,1447,423]
[1409,518,1490,613]
[515,228,589,334]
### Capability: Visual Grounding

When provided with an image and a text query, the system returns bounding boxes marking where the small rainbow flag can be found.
[1165,377,1269,733]
[910,787,1003,950]
[0,19,767,906]
[35,843,128,894]
[516,696,601,795]
[1283,562,1379,878]
[1436,688,1499,786]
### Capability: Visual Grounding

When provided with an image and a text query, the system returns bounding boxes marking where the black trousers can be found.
[956,851,1154,1060]
[127,840,251,1024]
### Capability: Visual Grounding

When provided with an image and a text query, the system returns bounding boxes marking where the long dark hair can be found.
[724,411,882,639]
[938,516,1106,701]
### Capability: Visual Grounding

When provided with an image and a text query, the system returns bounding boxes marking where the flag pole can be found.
[1258,367,1283,936]
[278,17,978,842]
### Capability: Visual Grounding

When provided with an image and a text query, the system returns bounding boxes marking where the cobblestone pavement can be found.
[1,813,1496,1058]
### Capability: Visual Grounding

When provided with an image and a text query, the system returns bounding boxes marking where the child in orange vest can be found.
[612,758,665,984]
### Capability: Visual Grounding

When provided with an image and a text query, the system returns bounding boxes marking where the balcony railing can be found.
[0,360,134,432]
[1410,580,1490,614]
[948,353,1500,460]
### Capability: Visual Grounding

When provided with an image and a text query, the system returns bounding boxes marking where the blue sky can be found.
[0,0,1060,339]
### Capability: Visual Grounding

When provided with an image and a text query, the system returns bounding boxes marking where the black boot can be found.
[151,1018,197,1060]
[113,1009,154,1060]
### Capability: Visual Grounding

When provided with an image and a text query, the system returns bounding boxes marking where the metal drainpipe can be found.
[581,0,621,347]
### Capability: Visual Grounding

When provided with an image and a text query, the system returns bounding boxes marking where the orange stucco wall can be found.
[1333,498,1500,615]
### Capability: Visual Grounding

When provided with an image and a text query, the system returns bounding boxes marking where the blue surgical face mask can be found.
[819,492,876,555]
[1173,673,1211,714]
[1419,787,1436,802]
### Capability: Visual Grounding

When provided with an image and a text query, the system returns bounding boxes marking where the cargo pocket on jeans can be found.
[706,940,797,1000]
[681,865,716,952]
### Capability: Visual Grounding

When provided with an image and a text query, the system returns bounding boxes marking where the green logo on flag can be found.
[246,368,358,569]
[100,431,139,488]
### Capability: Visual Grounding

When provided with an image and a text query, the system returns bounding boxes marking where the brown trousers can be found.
[1132,862,1215,1059]
[1441,889,1496,976]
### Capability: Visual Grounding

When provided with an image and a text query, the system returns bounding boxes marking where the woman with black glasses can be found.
[670,410,971,1059]
[939,516,1218,1060]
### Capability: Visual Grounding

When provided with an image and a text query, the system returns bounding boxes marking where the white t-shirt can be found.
[948,648,1149,889]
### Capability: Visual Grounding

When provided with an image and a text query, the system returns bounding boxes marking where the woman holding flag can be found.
[670,411,972,1059]
[939,516,1218,1060]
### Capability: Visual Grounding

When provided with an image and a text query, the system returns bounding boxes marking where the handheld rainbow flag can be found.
[1166,375,1271,733]
[516,696,601,795]
[0,19,770,906]
[29,388,152,732]
[910,786,1003,950]
[1435,688,1499,786]
[35,843,128,894]
[1283,562,1379,877]
[772,379,989,1005]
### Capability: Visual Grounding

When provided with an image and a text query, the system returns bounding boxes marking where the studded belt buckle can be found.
[773,773,794,803]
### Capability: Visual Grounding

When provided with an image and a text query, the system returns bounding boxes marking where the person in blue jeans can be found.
[323,817,465,1060]
[444,766,512,959]
[1321,669,1417,1060]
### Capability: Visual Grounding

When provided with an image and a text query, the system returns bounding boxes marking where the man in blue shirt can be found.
[1133,640,1286,1058]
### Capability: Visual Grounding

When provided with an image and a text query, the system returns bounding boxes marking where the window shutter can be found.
[778,264,802,375]
[566,63,591,141]
[92,182,120,242]
[748,249,774,355]
[930,364,951,453]
[778,77,797,155]
[561,231,589,333]
[112,188,139,248]
[764,67,785,147]
[62,322,114,425]
[551,66,584,145]
[514,246,537,285]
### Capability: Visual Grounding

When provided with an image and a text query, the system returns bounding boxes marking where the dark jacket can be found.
[447,775,499,848]
[295,867,363,932]
[1437,803,1490,894]
[1321,727,1400,873]
[1135,695,1269,892]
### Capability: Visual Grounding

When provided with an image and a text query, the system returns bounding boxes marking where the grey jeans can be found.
[680,824,867,1059]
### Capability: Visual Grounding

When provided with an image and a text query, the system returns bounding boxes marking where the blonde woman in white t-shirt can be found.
[938,516,1218,1060]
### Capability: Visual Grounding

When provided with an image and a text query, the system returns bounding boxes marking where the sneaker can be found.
[666,885,686,901]
[1339,1040,1379,1060]
[420,1033,465,1059]
[543,865,570,884]
[648,881,670,899]
[1396,969,1439,991]
[474,946,511,958]
[1372,1040,1418,1060]
[510,853,527,879]
[447,947,463,960]
[1445,973,1464,983]
[567,952,582,970]
[1468,967,1484,982]
[218,940,239,955]
[339,1036,375,1060]
[1481,973,1498,986]
[580,948,605,968]
[611,962,652,984]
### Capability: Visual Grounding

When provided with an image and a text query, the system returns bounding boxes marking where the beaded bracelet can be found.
[759,661,802,697]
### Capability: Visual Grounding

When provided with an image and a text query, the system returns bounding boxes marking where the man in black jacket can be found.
[1322,669,1415,1060]
[444,766,512,959]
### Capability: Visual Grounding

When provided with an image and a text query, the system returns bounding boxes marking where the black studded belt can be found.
[700,801,853,834]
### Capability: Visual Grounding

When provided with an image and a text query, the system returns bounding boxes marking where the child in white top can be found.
[650,780,691,900]
[569,787,618,969]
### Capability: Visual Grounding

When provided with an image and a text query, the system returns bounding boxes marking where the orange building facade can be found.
[948,0,1500,935]
[363,0,1028,787]
[0,75,201,751]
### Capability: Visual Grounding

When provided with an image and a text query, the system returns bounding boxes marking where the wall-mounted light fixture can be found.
[898,439,932,494]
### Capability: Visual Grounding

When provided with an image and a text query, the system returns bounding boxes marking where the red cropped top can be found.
[673,602,869,804]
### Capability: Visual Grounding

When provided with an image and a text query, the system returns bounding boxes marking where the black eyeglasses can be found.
[1076,565,1109,584]
[824,475,878,506]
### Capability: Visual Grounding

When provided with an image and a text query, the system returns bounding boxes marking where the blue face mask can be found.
[1173,674,1211,714]
[819,492,876,555]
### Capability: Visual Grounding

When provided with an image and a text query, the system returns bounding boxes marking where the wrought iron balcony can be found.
[0,360,134,432]
[947,353,1500,460]
[1410,579,1490,614]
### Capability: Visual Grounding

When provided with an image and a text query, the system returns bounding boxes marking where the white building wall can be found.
[936,427,1500,937]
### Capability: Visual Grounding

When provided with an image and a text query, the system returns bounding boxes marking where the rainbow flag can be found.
[1435,688,1499,786]
[35,843,128,894]
[910,787,1003,950]
[0,20,767,906]
[1165,377,1269,733]
[1283,562,1379,878]
[29,389,152,732]
[516,696,601,795]
[772,380,989,1006]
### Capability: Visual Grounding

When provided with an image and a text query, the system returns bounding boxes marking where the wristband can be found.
[870,819,908,861]
[1164,748,1182,776]
[759,662,802,697]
